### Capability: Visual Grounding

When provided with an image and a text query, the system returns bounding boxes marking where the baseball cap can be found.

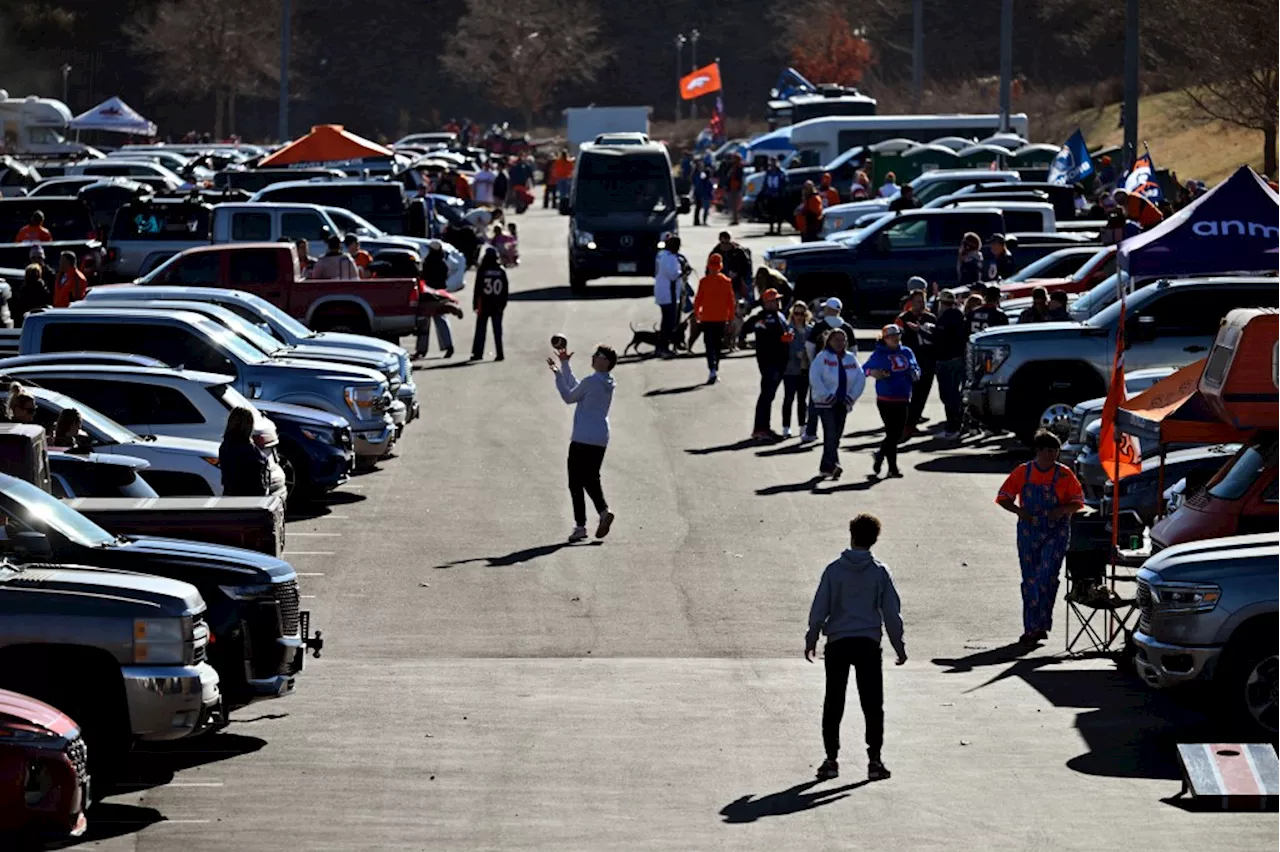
[906,275,928,291]
[881,324,902,338]
[990,233,1006,243]
[823,297,843,311]
[938,289,957,303]
[707,253,723,270]
[761,288,781,302]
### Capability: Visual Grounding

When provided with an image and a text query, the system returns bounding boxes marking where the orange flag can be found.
[1098,303,1142,483]
[680,63,722,100]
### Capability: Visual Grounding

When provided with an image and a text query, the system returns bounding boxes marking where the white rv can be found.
[0,91,94,156]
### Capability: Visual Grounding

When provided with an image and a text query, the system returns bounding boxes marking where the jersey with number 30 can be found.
[475,268,509,313]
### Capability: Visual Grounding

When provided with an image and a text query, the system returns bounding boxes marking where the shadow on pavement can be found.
[914,449,1029,475]
[812,476,882,494]
[643,383,707,397]
[756,476,825,496]
[105,732,267,798]
[419,359,478,371]
[434,540,602,569]
[756,442,816,457]
[720,779,872,822]
[686,437,772,455]
[285,489,367,522]
[509,284,654,301]
[932,641,1043,673]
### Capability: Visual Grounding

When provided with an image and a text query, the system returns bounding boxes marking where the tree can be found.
[442,0,611,131]
[1145,0,1277,176]
[786,6,874,86]
[128,0,280,138]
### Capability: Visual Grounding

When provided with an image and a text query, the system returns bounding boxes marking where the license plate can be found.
[618,261,637,273]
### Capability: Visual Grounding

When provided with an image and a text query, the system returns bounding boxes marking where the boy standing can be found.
[805,514,907,782]
[547,344,618,543]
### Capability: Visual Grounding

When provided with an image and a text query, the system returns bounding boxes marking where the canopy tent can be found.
[746,127,794,155]
[69,97,156,135]
[1118,165,1280,278]
[258,124,394,167]
[1117,359,1253,446]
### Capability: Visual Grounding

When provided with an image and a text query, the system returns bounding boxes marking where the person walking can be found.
[741,288,792,440]
[52,251,88,308]
[547,343,618,543]
[995,430,1085,643]
[967,285,1010,336]
[797,182,825,242]
[692,253,735,384]
[805,513,907,782]
[692,166,714,226]
[653,236,685,359]
[931,289,968,440]
[808,327,864,478]
[957,232,984,290]
[894,288,937,438]
[725,154,745,225]
[863,325,920,478]
[801,298,856,444]
[219,407,271,497]
[492,163,509,209]
[470,247,509,361]
[708,231,751,301]
[760,158,786,234]
[415,240,455,359]
[819,172,841,208]
[472,161,496,206]
[781,301,814,438]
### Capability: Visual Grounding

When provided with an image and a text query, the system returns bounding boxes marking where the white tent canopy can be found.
[70,96,157,136]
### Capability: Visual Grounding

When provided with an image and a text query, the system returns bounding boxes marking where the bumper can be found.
[1133,631,1222,688]
[388,399,408,431]
[964,382,1011,424]
[371,316,417,338]
[243,635,303,701]
[397,383,420,423]
[570,248,657,280]
[353,417,396,460]
[1,744,88,837]
[121,661,222,741]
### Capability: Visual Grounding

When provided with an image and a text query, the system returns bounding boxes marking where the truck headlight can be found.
[218,583,274,601]
[767,257,786,274]
[301,428,337,446]
[134,617,188,665]
[1150,582,1221,614]
[344,384,382,418]
[575,231,595,249]
[975,344,1010,375]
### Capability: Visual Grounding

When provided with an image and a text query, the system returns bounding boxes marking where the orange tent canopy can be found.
[1117,358,1253,446]
[258,125,394,167]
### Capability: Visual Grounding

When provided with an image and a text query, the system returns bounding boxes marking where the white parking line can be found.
[289,532,342,537]
[296,572,325,577]
[301,595,317,599]
[319,515,350,520]
[97,819,213,825]
[166,781,225,788]
[283,551,335,556]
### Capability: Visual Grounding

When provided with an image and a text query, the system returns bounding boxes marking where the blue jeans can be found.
[936,357,965,432]
[818,405,848,472]
[416,314,454,355]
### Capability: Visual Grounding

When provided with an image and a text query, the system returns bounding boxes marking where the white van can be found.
[0,92,96,156]
[788,113,1030,163]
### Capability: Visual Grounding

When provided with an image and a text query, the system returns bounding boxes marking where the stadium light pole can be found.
[912,0,923,108]
[278,0,291,142]
[690,29,700,120]
[674,34,687,122]
[998,0,1013,131]
[1123,0,1139,169]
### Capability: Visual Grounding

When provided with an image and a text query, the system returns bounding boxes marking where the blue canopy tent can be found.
[1118,166,1280,277]
[746,127,794,155]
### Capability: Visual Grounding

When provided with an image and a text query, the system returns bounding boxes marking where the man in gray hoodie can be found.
[805,513,907,782]
[548,343,618,543]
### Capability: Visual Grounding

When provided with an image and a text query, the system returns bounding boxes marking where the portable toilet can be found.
[930,136,976,152]
[954,143,1011,170]
[897,144,961,181]
[1199,308,1279,430]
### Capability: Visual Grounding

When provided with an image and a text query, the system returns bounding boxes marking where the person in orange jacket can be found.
[796,182,825,242]
[52,251,88,307]
[550,150,575,205]
[820,172,840,208]
[1113,188,1163,229]
[454,171,472,202]
[15,210,52,243]
[693,253,737,383]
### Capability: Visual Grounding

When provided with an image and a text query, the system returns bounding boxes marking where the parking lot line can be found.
[165,781,225,788]
[289,532,342,537]
[296,572,325,577]
[301,595,317,599]
[283,551,336,556]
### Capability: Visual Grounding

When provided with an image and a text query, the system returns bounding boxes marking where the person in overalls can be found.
[995,430,1085,644]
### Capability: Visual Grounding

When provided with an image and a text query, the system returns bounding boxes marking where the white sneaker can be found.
[568,527,588,543]
[782,427,793,438]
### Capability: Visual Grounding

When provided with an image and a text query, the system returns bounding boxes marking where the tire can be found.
[1216,622,1278,740]
[1013,386,1092,446]
[570,267,588,295]
[280,448,316,504]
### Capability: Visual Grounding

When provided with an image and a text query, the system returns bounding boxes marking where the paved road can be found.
[77,207,1272,851]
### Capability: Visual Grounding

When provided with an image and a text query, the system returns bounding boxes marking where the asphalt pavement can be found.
[75,206,1274,851]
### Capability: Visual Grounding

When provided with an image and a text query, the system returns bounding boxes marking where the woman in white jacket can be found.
[808,328,865,479]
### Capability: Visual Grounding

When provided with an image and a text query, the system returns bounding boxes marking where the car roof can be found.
[27,306,216,327]
[162,241,283,258]
[4,363,233,385]
[579,141,669,155]
[91,283,257,302]
[251,179,400,195]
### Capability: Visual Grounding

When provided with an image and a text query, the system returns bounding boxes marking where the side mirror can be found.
[13,531,53,560]
[678,196,692,215]
[558,198,572,216]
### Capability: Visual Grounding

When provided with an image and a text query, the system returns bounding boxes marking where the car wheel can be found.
[280,449,314,503]
[1217,624,1278,739]
[1038,402,1077,439]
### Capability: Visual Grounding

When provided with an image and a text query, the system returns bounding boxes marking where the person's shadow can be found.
[433,540,601,568]
[719,779,872,823]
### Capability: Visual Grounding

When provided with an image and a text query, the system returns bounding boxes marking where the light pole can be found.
[675,33,687,121]
[911,0,923,108]
[689,29,700,120]
[61,64,71,105]
[278,0,291,142]
[998,0,1013,131]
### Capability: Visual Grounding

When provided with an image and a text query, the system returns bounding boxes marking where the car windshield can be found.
[1071,248,1116,283]
[193,307,288,356]
[574,152,675,216]
[231,294,313,340]
[912,180,965,204]
[195,317,270,364]
[325,208,384,238]
[1004,249,1088,283]
[843,213,896,246]
[1071,272,1124,322]
[54,395,143,445]
[1207,443,1274,500]
[0,473,116,548]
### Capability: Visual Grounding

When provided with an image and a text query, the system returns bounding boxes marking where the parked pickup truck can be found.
[135,242,423,340]
[0,556,220,772]
[964,276,1279,444]
[1133,533,1278,738]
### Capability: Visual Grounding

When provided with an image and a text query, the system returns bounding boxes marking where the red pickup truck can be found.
[135,242,424,339]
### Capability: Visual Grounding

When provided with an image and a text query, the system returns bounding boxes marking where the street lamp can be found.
[689,29,700,120]
[61,64,71,105]
[675,33,687,121]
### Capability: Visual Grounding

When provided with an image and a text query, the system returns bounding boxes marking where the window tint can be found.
[228,249,280,284]
[168,252,221,285]
[936,216,982,247]
[0,199,95,239]
[881,217,928,248]
[148,385,206,425]
[38,321,231,373]
[1001,211,1043,232]
[1208,445,1270,500]
[34,377,149,425]
[109,203,210,241]
[1142,287,1279,337]
[231,212,273,241]
[281,212,330,243]
[84,164,132,177]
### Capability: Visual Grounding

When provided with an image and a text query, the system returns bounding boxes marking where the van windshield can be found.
[1208,442,1275,501]
[574,152,675,216]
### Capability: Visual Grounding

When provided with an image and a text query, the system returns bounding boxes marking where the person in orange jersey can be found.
[820,172,840,208]
[15,210,52,243]
[52,251,88,307]
[692,252,736,384]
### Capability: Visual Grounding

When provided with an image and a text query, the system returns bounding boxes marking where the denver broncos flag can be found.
[1098,303,1142,483]
[681,63,722,100]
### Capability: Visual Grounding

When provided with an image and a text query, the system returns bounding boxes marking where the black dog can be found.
[623,318,690,357]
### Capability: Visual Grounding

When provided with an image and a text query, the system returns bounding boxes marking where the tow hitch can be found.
[301,611,324,658]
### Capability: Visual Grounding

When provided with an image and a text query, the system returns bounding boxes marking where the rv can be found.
[0,92,94,156]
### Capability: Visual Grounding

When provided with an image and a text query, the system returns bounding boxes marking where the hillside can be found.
[1069,89,1265,185]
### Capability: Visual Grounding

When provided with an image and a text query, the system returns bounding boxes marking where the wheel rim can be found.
[1039,403,1076,437]
[281,455,297,497]
[1244,654,1278,733]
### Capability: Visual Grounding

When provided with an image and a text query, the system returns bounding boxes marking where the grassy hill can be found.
[1069,89,1266,185]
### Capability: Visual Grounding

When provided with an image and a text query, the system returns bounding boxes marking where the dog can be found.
[624,317,691,357]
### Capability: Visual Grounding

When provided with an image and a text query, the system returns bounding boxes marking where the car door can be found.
[855,214,931,312]
[1125,286,1278,371]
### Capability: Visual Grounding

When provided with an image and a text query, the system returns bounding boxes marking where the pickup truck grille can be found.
[274,579,301,636]
[1184,488,1211,509]
[1136,578,1153,631]
[1068,409,1085,444]
[65,734,88,783]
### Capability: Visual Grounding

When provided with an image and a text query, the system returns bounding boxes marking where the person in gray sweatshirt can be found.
[805,513,907,782]
[547,343,618,543]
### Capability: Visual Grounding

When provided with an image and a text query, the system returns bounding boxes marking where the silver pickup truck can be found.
[965,276,1279,444]
[1133,533,1278,738]
[0,560,221,775]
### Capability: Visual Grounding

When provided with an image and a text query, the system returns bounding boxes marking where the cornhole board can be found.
[1176,743,1279,811]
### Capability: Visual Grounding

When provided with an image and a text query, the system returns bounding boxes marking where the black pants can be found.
[471,310,504,359]
[754,364,785,432]
[700,321,724,371]
[823,637,884,761]
[659,303,680,353]
[935,358,965,433]
[907,361,935,431]
[567,441,608,527]
[781,373,808,429]
[876,400,909,472]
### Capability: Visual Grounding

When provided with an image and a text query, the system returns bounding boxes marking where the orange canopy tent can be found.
[1116,359,1254,446]
[258,125,394,167]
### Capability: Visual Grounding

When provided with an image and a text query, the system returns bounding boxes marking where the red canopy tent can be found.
[258,125,393,167]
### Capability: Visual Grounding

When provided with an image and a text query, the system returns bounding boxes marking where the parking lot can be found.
[66,207,1274,851]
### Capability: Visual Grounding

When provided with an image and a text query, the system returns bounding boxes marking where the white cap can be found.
[823,297,843,311]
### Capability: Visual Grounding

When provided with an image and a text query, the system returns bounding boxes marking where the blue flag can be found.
[1048,129,1095,186]
[1123,149,1163,202]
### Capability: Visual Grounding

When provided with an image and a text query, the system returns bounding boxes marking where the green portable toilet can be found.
[954,143,1011,170]
[1010,143,1060,168]
[930,136,976,151]
[898,143,961,181]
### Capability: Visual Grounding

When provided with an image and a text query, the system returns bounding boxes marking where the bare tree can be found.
[128,0,281,138]
[1146,0,1278,175]
[442,0,611,131]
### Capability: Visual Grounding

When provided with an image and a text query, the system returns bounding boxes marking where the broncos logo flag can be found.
[1098,301,1142,483]
[681,63,722,100]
